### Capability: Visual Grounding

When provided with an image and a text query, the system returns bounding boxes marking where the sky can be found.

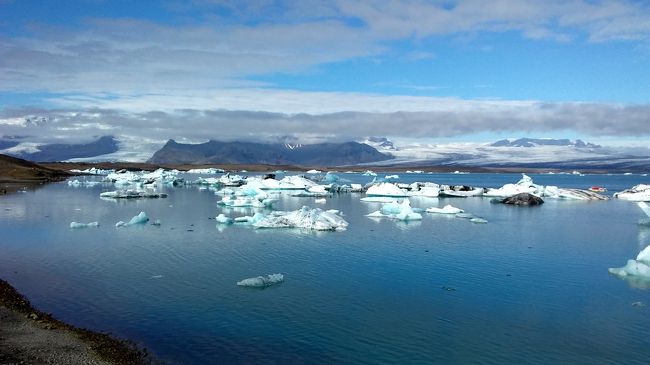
[1,0,650,148]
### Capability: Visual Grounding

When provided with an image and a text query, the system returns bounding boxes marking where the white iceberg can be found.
[367,199,422,221]
[483,174,542,198]
[315,198,326,204]
[614,184,650,201]
[237,273,284,287]
[70,221,99,229]
[362,170,377,176]
[252,206,348,231]
[366,182,407,197]
[426,205,463,214]
[215,214,234,224]
[186,168,224,174]
[609,245,650,278]
[439,187,485,197]
[385,174,399,179]
[306,169,321,174]
[100,189,167,199]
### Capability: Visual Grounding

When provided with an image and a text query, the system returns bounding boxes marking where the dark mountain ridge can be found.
[148,140,393,166]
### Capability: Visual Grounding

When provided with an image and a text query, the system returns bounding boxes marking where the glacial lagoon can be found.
[2,172,650,364]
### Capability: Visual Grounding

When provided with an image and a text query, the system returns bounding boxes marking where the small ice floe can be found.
[384,174,399,179]
[67,179,103,188]
[454,213,488,223]
[315,198,326,204]
[237,273,284,287]
[186,168,224,174]
[306,169,321,174]
[151,219,161,226]
[609,245,650,278]
[215,213,234,224]
[439,186,484,197]
[151,275,164,279]
[366,199,422,221]
[362,170,377,176]
[70,221,99,229]
[426,205,463,214]
[115,211,149,227]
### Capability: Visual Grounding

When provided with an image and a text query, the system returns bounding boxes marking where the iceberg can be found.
[385,174,399,179]
[426,205,463,214]
[542,186,608,200]
[70,221,99,229]
[609,245,650,278]
[362,170,377,176]
[367,199,422,221]
[116,211,149,227]
[186,168,225,174]
[614,184,650,201]
[483,174,542,198]
[215,214,234,224]
[252,206,348,231]
[306,169,321,174]
[237,273,284,287]
[439,186,485,197]
[315,198,326,204]
[408,183,440,197]
[366,182,408,197]
[67,179,103,187]
[100,189,167,199]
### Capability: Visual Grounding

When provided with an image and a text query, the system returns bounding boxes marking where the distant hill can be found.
[0,154,71,183]
[148,140,393,166]
[7,136,119,162]
[490,138,600,148]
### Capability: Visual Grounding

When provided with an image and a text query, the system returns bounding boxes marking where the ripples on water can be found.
[1,172,650,364]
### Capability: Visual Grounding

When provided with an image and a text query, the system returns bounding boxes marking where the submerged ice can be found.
[237,273,284,287]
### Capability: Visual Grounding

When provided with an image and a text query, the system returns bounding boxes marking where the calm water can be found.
[2,172,650,364]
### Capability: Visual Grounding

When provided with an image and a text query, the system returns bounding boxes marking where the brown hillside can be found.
[0,154,71,183]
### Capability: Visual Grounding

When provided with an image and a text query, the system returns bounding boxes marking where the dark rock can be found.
[501,193,544,206]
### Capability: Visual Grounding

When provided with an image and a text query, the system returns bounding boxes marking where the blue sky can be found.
[1,0,650,146]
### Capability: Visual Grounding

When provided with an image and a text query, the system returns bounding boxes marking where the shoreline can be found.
[0,278,153,365]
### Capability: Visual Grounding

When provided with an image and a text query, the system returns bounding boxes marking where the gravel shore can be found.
[0,279,152,365]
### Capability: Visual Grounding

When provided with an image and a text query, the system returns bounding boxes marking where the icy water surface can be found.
[2,172,650,364]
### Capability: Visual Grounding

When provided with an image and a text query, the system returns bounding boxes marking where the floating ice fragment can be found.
[470,218,488,224]
[128,211,149,225]
[609,245,650,278]
[70,221,99,229]
[116,212,149,227]
[237,273,284,287]
[315,198,326,204]
[215,214,234,224]
[426,205,463,214]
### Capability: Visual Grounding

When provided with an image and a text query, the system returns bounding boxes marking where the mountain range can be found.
[1,134,649,171]
[148,139,392,165]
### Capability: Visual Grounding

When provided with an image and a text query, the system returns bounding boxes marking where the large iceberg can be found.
[237,273,284,287]
[252,206,349,231]
[609,245,650,278]
[367,199,422,221]
[614,184,650,201]
[483,174,540,198]
[366,182,408,197]
[100,189,167,199]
